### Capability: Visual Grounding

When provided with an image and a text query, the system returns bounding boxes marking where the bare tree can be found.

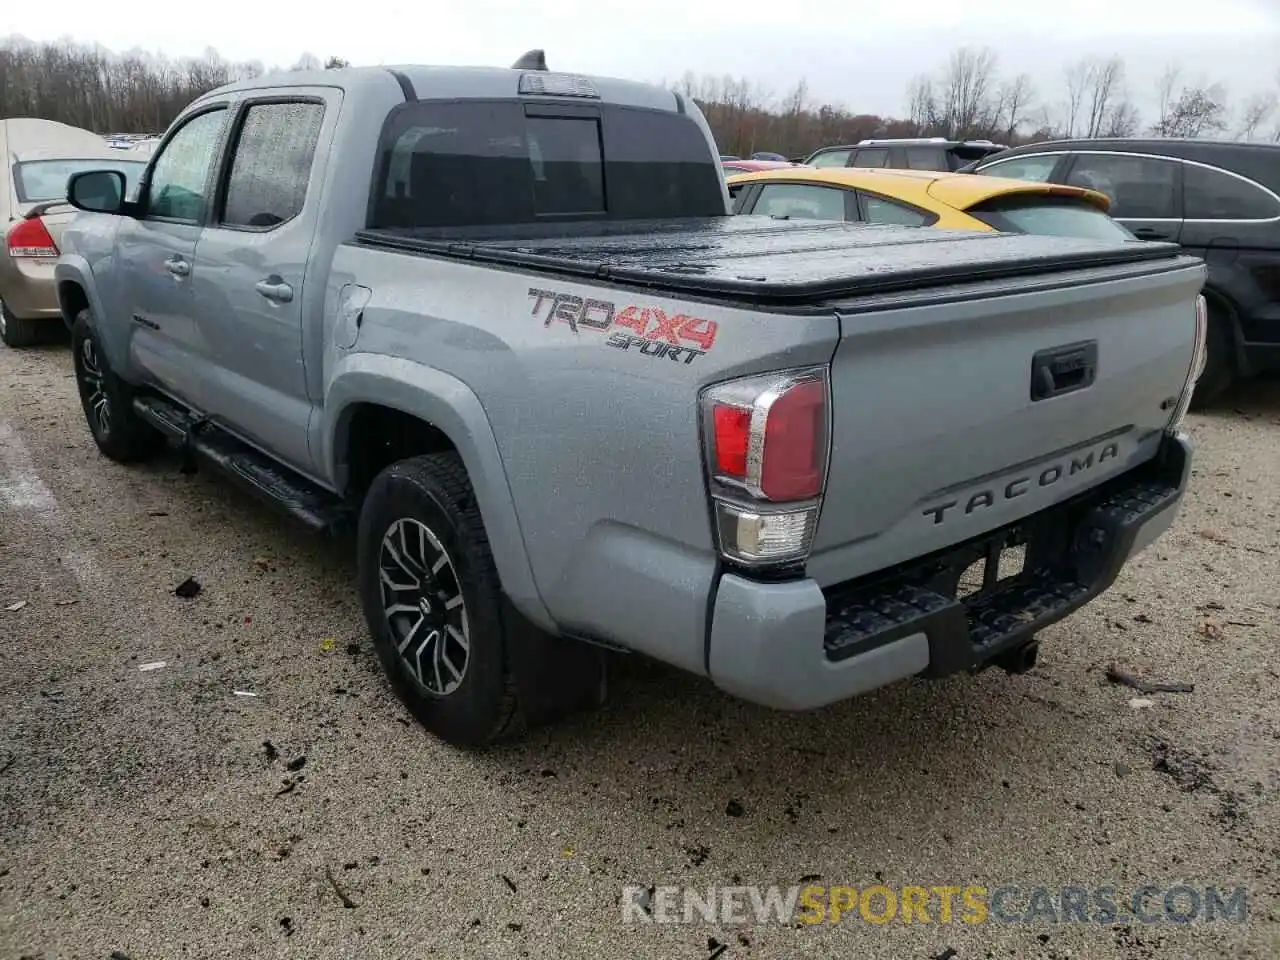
[1104,101,1141,137]
[1084,56,1125,138]
[1236,91,1277,140]
[323,56,350,69]
[1152,64,1182,136]
[995,73,1035,141]
[1063,59,1090,137]
[938,46,1000,139]
[1153,83,1230,138]
[906,75,938,134]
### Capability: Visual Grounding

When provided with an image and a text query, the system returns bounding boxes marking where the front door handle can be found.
[165,256,190,277]
[1131,227,1171,241]
[255,278,294,303]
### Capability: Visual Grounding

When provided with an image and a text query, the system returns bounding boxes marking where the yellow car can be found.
[726,166,1134,240]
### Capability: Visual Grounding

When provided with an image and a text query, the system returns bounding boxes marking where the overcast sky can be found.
[6,0,1280,122]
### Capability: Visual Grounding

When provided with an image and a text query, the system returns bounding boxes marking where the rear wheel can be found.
[357,453,519,747]
[1189,302,1237,410]
[0,298,46,348]
[71,308,163,462]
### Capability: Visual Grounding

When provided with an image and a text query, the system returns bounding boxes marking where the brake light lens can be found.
[701,366,830,568]
[6,217,59,259]
[712,404,751,477]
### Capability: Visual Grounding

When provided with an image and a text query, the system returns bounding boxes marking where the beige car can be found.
[2,118,148,347]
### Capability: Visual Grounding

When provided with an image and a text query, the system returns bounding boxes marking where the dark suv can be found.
[804,138,1008,173]
[968,138,1280,404]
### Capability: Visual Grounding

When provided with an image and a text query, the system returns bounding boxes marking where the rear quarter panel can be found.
[324,246,840,671]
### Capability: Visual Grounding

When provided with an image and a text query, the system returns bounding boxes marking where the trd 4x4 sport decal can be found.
[527,287,719,364]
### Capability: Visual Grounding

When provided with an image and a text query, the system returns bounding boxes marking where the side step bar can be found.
[133,395,352,536]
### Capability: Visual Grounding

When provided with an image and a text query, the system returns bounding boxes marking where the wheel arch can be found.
[1199,284,1248,376]
[324,355,554,631]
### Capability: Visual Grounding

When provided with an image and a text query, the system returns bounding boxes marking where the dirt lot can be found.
[1,339,1277,960]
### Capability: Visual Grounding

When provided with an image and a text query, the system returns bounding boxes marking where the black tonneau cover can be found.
[355,216,1183,306]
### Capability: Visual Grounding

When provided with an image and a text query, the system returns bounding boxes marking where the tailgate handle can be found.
[1030,341,1097,401]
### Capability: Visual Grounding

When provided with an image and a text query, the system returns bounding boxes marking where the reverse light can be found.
[6,216,59,259]
[1167,294,1209,432]
[701,366,830,568]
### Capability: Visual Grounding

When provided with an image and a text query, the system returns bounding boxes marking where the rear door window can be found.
[1064,154,1180,220]
[753,183,847,221]
[1183,164,1280,220]
[852,148,889,168]
[220,101,325,229]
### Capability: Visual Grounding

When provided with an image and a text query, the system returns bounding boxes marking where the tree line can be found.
[0,36,347,133]
[2,35,1278,159]
[687,48,1280,159]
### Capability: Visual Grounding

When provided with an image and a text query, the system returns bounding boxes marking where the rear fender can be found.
[323,352,553,631]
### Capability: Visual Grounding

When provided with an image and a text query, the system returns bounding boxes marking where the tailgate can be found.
[806,258,1205,586]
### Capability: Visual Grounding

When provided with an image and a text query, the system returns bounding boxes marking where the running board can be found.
[132,395,352,536]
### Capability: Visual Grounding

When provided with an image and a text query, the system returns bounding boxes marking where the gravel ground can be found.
[1,338,1277,960]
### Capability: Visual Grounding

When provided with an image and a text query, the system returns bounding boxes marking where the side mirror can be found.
[66,169,128,215]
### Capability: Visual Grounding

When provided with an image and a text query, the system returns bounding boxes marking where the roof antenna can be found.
[511,49,548,71]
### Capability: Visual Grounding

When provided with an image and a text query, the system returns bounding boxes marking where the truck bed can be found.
[355,216,1185,308]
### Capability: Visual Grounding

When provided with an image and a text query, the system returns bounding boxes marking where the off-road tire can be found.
[0,298,47,348]
[71,308,164,463]
[357,452,520,748]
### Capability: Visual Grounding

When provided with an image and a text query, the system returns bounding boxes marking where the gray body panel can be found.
[53,63,1203,709]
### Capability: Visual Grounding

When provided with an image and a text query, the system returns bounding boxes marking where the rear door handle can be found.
[255,279,294,303]
[165,256,190,277]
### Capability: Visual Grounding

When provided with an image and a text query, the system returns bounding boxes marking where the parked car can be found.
[1,118,148,346]
[56,56,1205,748]
[751,151,788,162]
[966,138,1280,405]
[725,167,1133,241]
[803,138,1008,172]
[721,159,799,177]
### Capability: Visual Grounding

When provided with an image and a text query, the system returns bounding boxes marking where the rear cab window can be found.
[369,99,726,229]
[965,194,1136,241]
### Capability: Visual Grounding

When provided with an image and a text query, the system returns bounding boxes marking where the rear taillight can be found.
[6,217,59,259]
[1167,294,1208,432]
[701,366,830,568]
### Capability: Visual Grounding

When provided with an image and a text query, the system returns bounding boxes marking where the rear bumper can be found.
[0,256,60,319]
[707,431,1193,711]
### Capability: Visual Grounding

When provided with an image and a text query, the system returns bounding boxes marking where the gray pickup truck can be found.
[53,54,1208,746]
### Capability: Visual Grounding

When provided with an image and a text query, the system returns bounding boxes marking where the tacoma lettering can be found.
[921,442,1121,525]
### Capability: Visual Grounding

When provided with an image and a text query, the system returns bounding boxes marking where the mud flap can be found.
[503,598,607,726]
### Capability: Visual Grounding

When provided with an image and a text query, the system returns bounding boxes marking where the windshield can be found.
[13,158,148,203]
[966,194,1136,241]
